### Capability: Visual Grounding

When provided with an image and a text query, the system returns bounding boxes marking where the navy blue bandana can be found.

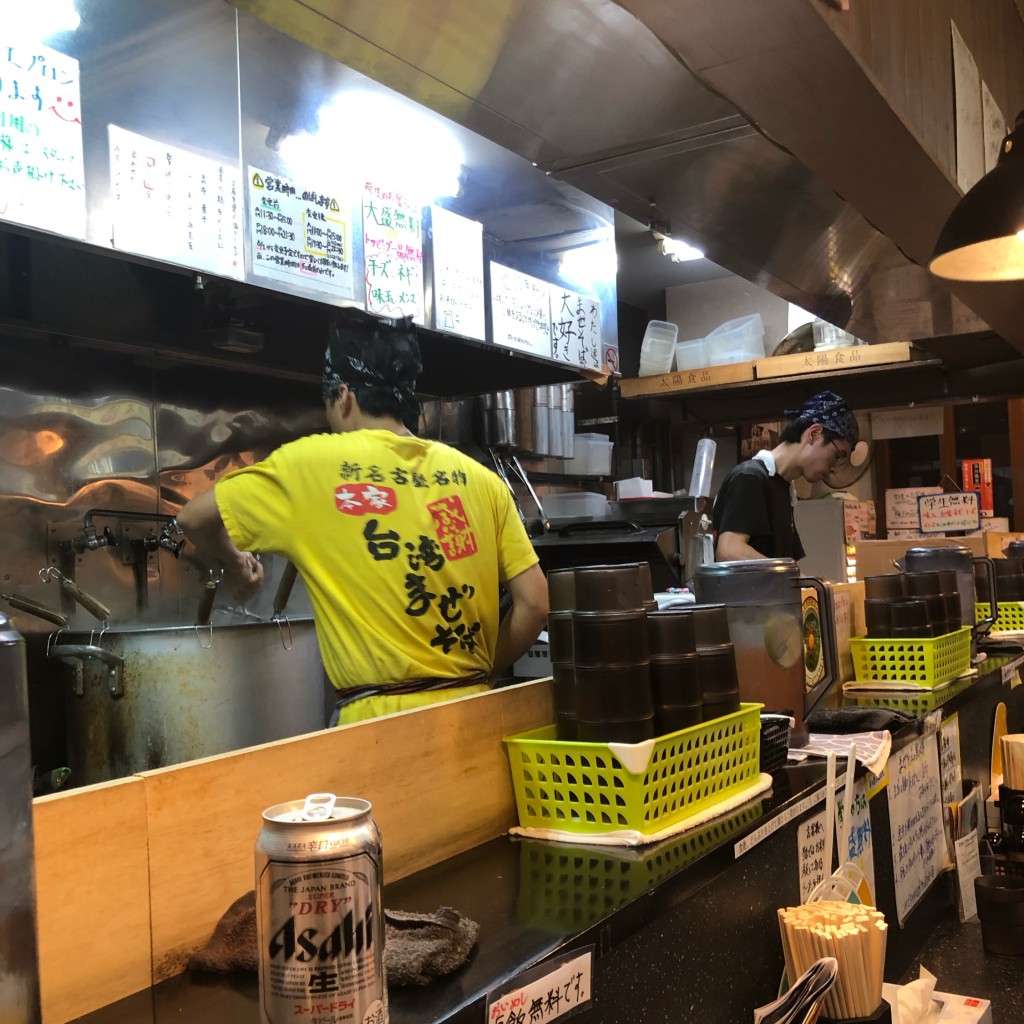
[783,391,859,446]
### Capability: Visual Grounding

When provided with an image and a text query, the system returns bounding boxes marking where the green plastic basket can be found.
[503,703,762,836]
[843,673,975,713]
[977,601,1024,633]
[849,626,971,687]
[516,802,764,931]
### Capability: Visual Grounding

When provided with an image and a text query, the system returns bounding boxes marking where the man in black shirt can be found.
[712,391,861,561]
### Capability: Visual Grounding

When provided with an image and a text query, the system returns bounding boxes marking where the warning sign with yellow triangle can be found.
[329,198,340,212]
[252,172,265,188]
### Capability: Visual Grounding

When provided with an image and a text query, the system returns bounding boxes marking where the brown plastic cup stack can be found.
[647,609,701,733]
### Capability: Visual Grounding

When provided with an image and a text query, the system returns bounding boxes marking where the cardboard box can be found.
[852,537,987,580]
[962,459,993,514]
[881,983,992,1024]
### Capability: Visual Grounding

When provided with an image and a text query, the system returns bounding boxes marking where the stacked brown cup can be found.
[863,570,961,639]
[692,603,741,718]
[647,609,700,732]
[546,568,577,740]
[572,564,655,743]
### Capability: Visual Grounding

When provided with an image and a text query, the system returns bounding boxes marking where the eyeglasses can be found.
[829,438,851,467]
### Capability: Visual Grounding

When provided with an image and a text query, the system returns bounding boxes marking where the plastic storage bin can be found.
[812,320,858,351]
[502,703,762,836]
[543,491,609,520]
[977,601,1024,633]
[565,433,613,476]
[705,313,765,365]
[639,320,679,376]
[674,337,708,371]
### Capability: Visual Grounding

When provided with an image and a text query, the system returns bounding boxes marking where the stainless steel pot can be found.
[52,618,334,785]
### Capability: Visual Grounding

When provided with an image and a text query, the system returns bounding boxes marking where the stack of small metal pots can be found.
[545,563,741,743]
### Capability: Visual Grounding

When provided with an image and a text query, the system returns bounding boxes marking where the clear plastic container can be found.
[565,433,613,476]
[812,319,858,351]
[674,337,708,371]
[689,438,716,498]
[543,491,610,520]
[706,313,765,365]
[639,320,679,376]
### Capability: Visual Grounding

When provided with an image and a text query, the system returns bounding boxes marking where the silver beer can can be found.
[256,793,386,1024]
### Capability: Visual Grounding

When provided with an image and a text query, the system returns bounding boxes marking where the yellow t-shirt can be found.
[215,429,538,690]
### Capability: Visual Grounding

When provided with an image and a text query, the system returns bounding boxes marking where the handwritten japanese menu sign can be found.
[490,262,551,357]
[884,486,942,539]
[887,732,946,923]
[429,204,484,340]
[918,491,980,534]
[798,810,829,902]
[550,285,601,370]
[362,179,423,322]
[247,166,355,300]
[109,125,242,280]
[486,948,592,1024]
[0,39,85,238]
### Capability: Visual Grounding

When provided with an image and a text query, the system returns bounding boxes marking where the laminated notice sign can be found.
[0,38,86,239]
[549,285,601,370]
[918,491,980,534]
[362,179,424,322]
[247,166,355,300]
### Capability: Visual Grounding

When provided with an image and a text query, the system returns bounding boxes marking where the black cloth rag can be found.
[188,891,479,987]
[806,705,916,735]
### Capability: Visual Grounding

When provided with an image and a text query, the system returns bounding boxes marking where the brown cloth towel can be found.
[188,891,479,987]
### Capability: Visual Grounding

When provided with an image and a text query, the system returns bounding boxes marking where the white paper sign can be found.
[549,285,601,370]
[486,949,592,1024]
[887,732,947,924]
[109,125,242,279]
[798,810,829,902]
[938,715,963,810]
[490,262,551,357]
[0,38,86,238]
[885,486,942,537]
[871,407,944,439]
[836,777,877,906]
[362,179,423,321]
[918,491,980,534]
[430,205,484,339]
[954,831,981,921]
[247,166,355,299]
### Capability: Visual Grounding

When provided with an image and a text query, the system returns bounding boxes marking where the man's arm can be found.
[490,563,549,680]
[177,489,264,601]
[715,530,766,561]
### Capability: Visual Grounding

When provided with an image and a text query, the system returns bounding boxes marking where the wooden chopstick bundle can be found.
[778,901,888,1020]
[1001,734,1024,790]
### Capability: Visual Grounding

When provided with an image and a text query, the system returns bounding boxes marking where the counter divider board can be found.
[31,678,554,1020]
[33,777,151,1024]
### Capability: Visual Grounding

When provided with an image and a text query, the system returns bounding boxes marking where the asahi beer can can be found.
[256,793,386,1024]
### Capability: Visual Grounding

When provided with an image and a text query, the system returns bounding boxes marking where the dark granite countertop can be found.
[72,649,1024,1024]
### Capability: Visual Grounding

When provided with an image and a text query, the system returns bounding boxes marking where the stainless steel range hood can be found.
[231,0,1024,373]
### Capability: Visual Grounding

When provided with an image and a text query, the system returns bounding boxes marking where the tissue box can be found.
[881,985,992,1024]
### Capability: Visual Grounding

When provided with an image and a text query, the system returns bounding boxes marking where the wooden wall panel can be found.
[140,680,553,981]
[33,778,151,1023]
[815,0,1024,180]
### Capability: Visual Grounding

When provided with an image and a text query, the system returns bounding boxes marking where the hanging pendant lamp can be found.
[929,110,1024,282]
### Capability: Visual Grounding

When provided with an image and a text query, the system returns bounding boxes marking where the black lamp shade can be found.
[929,112,1024,281]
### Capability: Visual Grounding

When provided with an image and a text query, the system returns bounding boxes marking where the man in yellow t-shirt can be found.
[178,311,549,725]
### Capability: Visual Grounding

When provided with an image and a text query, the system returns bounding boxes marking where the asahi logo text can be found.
[268,902,375,963]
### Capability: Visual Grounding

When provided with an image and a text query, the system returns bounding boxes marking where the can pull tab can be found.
[301,793,337,821]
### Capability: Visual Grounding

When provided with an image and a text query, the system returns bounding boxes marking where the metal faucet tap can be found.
[72,508,185,558]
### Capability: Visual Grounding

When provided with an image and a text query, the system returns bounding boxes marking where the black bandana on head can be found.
[783,390,859,446]
[322,311,422,431]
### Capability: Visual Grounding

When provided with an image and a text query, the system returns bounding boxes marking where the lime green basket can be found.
[977,601,1024,633]
[503,703,762,836]
[849,626,971,687]
[844,673,975,713]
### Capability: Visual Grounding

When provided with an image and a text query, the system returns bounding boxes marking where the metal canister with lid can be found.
[256,793,386,1024]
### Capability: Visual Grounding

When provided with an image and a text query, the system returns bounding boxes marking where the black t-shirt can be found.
[712,458,805,560]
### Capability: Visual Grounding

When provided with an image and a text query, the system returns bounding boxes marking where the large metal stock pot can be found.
[52,617,334,785]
